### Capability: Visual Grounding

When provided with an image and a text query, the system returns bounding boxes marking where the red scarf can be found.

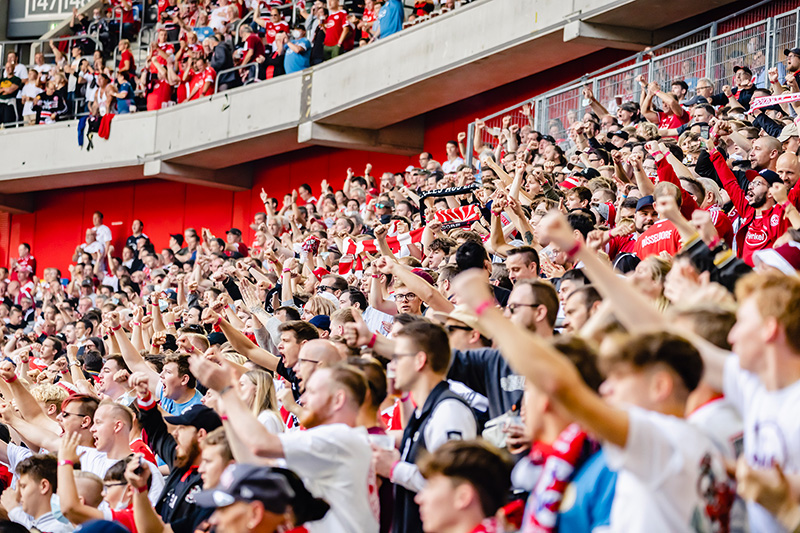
[522,423,593,533]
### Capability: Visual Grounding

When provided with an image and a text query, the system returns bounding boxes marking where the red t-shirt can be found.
[187,66,215,99]
[146,78,173,111]
[707,205,734,248]
[150,42,175,73]
[243,33,266,62]
[342,21,355,52]
[362,7,377,31]
[605,234,636,260]
[324,10,347,47]
[120,49,136,73]
[657,109,690,131]
[264,20,289,45]
[634,219,682,259]
[741,208,787,266]
[111,508,138,533]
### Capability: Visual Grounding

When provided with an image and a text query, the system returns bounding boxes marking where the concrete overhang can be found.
[0,0,741,204]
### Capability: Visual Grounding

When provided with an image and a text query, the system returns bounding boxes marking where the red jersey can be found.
[119,49,136,73]
[263,20,289,45]
[15,280,34,305]
[150,42,175,73]
[111,508,138,533]
[634,219,682,259]
[710,149,790,266]
[187,66,215,99]
[342,21,355,52]
[243,33,266,61]
[707,205,734,248]
[324,9,348,46]
[657,109,690,131]
[362,7,377,33]
[605,234,636,260]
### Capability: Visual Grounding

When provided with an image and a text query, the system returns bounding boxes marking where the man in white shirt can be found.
[441,140,465,174]
[190,358,380,533]
[92,211,112,247]
[11,454,73,533]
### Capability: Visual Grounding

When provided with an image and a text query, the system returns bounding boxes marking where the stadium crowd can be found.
[0,0,466,126]
[5,29,800,533]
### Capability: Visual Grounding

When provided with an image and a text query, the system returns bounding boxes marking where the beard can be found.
[174,439,201,469]
[299,404,329,429]
[748,190,767,208]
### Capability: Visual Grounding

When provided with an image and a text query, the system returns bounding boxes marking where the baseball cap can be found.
[753,241,800,275]
[411,268,435,286]
[759,169,783,187]
[609,130,629,141]
[785,48,800,57]
[195,464,295,512]
[226,228,242,237]
[75,520,131,533]
[405,165,416,172]
[636,195,655,212]
[163,404,222,432]
[681,95,710,107]
[431,305,493,340]
[170,233,184,246]
[309,314,331,331]
[778,123,799,143]
[733,65,753,77]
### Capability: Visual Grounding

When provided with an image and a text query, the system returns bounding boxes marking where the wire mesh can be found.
[773,11,799,69]
[541,86,584,147]
[650,43,709,96]
[476,102,538,156]
[709,22,768,92]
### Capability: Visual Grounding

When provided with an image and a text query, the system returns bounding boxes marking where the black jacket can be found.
[447,347,524,419]
[210,41,237,87]
[139,400,212,533]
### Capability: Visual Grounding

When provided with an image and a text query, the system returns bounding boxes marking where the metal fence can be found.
[468,0,800,166]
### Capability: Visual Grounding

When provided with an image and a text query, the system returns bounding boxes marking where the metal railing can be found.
[0,34,102,67]
[467,0,800,167]
[213,60,261,94]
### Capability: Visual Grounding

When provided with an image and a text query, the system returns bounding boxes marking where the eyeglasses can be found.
[317,285,335,293]
[507,303,540,314]
[104,482,127,489]
[59,411,86,419]
[298,358,320,365]
[445,324,473,333]
[394,293,417,302]
[375,203,389,209]
[390,352,418,362]
[697,86,713,90]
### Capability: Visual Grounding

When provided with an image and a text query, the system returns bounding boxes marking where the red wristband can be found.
[220,415,229,421]
[3,375,17,384]
[367,333,377,349]
[136,485,148,493]
[58,460,74,467]
[474,300,493,316]
[782,200,792,209]
[389,460,400,480]
[131,322,141,327]
[566,241,582,258]
[111,324,122,331]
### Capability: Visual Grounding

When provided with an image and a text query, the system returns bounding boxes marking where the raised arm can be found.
[0,361,62,435]
[58,432,105,524]
[378,257,454,314]
[189,357,285,458]
[451,268,630,447]
[212,310,281,372]
[107,312,160,391]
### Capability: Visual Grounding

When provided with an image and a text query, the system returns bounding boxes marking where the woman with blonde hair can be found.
[239,369,284,433]
[301,295,336,321]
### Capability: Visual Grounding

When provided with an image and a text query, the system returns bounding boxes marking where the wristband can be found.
[400,393,411,403]
[565,241,582,258]
[215,317,222,327]
[136,485,148,493]
[220,415,229,422]
[283,268,292,273]
[111,324,122,331]
[474,300,493,317]
[372,274,380,279]
[131,322,141,326]
[389,460,400,480]
[58,460,74,467]
[651,151,664,159]
[3,374,17,384]
[782,200,792,210]
[367,333,377,349]
[708,237,721,250]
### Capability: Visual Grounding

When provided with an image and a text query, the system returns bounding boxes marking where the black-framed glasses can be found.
[395,293,417,302]
[507,303,540,314]
[59,411,87,419]
[298,358,320,365]
[445,324,473,333]
[390,352,418,362]
[317,285,335,293]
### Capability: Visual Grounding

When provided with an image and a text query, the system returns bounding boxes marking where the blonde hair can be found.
[244,370,280,417]
[30,384,68,412]
[303,295,336,317]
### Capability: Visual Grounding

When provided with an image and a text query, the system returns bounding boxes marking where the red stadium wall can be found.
[3,49,626,275]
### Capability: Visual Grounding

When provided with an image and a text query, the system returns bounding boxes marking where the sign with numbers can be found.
[25,0,88,19]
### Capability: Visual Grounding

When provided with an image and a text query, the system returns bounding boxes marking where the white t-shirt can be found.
[603,407,732,533]
[442,157,465,174]
[723,354,800,532]
[76,446,165,506]
[94,224,112,246]
[258,409,285,434]
[20,84,43,116]
[362,306,394,337]
[279,424,379,533]
[687,396,744,461]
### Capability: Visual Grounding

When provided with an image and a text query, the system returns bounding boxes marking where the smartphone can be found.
[133,456,145,475]
[158,299,169,312]
[700,125,710,139]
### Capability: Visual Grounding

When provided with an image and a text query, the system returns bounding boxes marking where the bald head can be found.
[300,339,344,366]
[777,152,800,188]
[749,136,782,171]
